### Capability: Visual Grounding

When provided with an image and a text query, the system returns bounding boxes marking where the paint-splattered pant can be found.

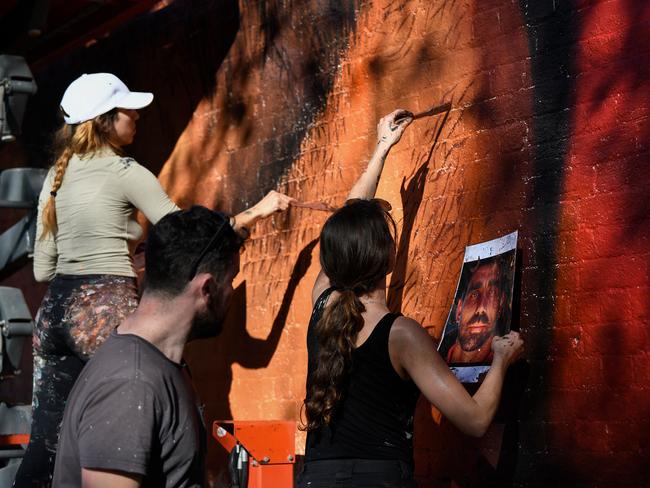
[13,274,138,488]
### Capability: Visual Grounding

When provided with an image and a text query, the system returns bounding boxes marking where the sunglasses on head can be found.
[344,198,392,212]
[187,218,230,281]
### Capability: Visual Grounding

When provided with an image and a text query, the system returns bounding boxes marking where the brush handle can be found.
[290,201,336,212]
[395,102,452,123]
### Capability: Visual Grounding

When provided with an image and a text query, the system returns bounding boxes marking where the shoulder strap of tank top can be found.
[309,286,336,329]
[364,312,403,345]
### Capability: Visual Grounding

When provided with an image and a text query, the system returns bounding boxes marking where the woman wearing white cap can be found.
[14,73,293,486]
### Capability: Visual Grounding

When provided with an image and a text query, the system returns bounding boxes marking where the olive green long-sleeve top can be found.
[34,149,179,282]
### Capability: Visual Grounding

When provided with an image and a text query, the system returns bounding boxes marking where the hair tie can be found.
[338,286,362,295]
[50,191,57,197]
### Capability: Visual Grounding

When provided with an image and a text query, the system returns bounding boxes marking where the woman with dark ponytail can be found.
[300,110,524,487]
[15,73,293,487]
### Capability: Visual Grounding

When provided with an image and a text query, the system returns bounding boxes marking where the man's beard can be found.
[459,314,495,351]
[188,308,224,341]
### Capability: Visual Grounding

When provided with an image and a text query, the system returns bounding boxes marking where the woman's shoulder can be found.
[44,164,56,179]
[388,316,441,373]
[116,156,138,169]
[101,154,146,176]
[390,316,435,349]
[106,154,139,169]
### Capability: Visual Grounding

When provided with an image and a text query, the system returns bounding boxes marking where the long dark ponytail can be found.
[303,200,396,431]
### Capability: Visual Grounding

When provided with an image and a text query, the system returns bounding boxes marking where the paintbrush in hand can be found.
[290,200,336,212]
[394,102,452,124]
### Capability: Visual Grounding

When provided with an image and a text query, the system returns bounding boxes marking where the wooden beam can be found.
[31,0,164,73]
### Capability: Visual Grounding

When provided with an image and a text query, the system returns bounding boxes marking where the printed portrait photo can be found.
[438,232,517,373]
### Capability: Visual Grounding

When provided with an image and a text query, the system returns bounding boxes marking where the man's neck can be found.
[117,293,193,364]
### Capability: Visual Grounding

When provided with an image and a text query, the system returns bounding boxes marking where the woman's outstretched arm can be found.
[390,317,524,437]
[347,109,412,200]
[312,110,413,304]
[230,190,295,238]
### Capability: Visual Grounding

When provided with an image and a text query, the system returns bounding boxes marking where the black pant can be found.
[298,459,417,488]
[13,275,138,487]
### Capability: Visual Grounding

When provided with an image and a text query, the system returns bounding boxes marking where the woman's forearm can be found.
[346,110,412,201]
[232,208,257,236]
[468,356,508,436]
[347,141,392,200]
[231,190,294,238]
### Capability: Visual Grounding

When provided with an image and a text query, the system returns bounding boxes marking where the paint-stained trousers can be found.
[13,274,138,488]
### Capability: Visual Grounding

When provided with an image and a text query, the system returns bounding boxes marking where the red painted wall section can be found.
[0,0,648,486]
[547,0,650,484]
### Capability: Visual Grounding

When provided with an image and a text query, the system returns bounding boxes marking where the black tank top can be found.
[305,288,420,465]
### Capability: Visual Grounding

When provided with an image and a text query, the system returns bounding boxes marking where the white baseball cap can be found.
[60,73,153,124]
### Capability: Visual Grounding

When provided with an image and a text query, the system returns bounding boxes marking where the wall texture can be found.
[1,0,648,486]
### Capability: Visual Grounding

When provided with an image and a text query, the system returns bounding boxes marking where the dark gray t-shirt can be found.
[53,330,205,487]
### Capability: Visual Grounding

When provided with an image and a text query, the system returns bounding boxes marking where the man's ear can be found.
[455,298,462,322]
[197,274,215,301]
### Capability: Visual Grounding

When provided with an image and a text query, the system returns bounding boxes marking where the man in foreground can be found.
[53,206,243,487]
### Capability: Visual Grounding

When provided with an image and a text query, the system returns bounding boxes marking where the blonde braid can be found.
[40,146,73,238]
[39,112,118,239]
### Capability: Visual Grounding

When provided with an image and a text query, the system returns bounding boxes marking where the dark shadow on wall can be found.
[15,0,240,174]
[515,0,578,484]
[388,106,451,313]
[198,238,317,417]
[187,238,318,483]
[213,0,359,212]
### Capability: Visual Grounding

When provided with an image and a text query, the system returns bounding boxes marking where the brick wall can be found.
[1,0,648,486]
